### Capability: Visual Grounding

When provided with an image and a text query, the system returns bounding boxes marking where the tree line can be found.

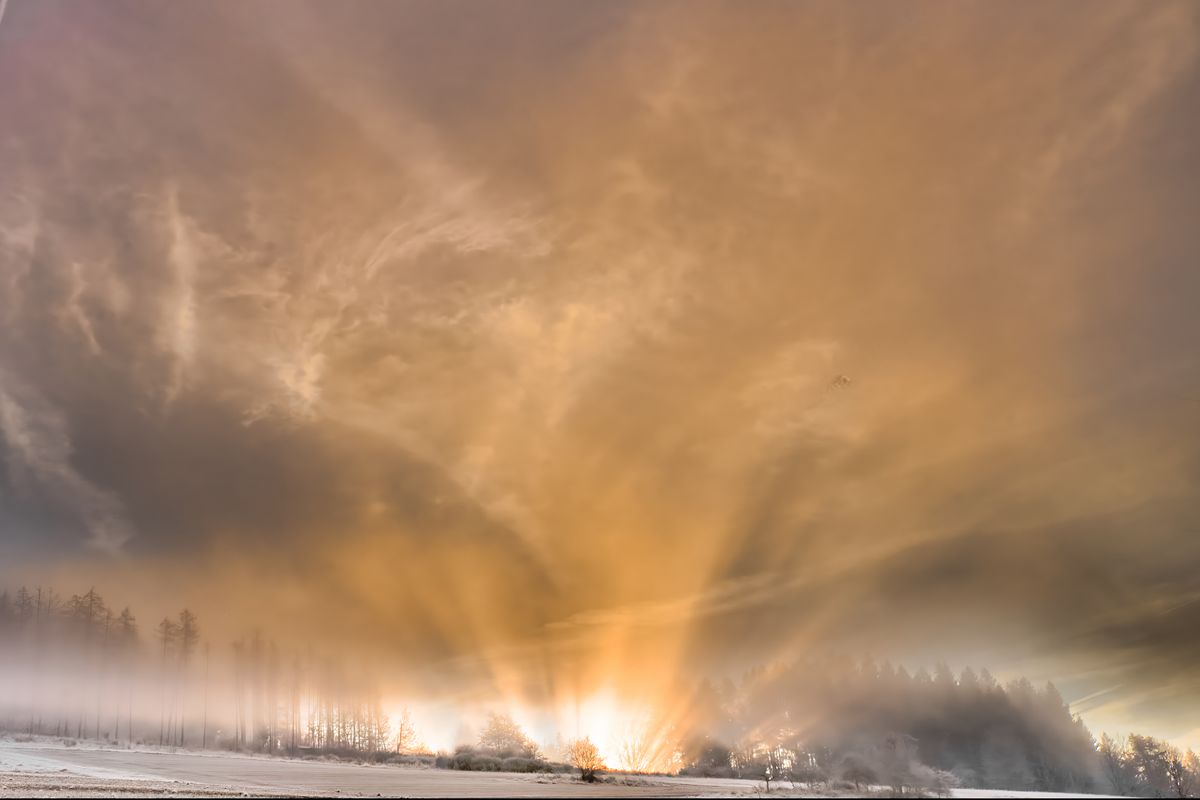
[2,585,1197,796]
[0,585,401,756]
[675,655,1199,796]
[0,586,143,742]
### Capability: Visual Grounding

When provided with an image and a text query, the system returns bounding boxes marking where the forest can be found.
[676,657,1197,796]
[0,586,394,756]
[1,585,1196,796]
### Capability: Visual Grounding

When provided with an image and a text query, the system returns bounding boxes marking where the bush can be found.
[377,752,436,768]
[909,763,960,798]
[443,746,550,773]
[566,737,605,783]
[840,752,879,791]
[474,755,503,771]
[501,756,549,773]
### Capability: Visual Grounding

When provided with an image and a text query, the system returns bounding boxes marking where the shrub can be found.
[566,737,605,783]
[909,763,960,798]
[444,746,549,773]
[840,752,879,791]
[474,755,503,771]
[501,756,549,773]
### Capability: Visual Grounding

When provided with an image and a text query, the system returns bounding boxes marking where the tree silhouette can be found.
[176,609,199,746]
[156,616,178,745]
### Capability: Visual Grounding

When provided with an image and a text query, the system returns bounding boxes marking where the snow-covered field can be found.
[953,793,1121,800]
[0,739,1122,798]
[0,740,758,798]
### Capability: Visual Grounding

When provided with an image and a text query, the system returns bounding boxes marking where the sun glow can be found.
[383,701,460,754]
[549,689,682,773]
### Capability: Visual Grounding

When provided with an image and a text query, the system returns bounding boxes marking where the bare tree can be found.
[478,711,538,758]
[97,606,113,740]
[13,587,33,622]
[1098,733,1133,794]
[1165,745,1195,799]
[840,752,879,793]
[67,588,107,738]
[232,639,245,749]
[764,742,790,792]
[392,708,417,753]
[201,642,210,750]
[567,737,605,783]
[116,608,137,744]
[176,609,199,746]
[156,617,178,746]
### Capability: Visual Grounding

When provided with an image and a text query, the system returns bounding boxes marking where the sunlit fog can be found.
[1,1,1199,797]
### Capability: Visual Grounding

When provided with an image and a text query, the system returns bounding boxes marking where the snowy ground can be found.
[952,792,1122,800]
[0,740,767,798]
[0,739,1123,798]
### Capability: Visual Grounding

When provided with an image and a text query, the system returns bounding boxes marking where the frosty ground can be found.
[0,739,1123,798]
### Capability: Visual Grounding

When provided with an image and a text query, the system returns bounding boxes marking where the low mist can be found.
[3,584,1198,796]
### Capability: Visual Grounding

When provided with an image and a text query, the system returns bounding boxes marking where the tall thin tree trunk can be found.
[159,638,168,746]
[202,644,209,750]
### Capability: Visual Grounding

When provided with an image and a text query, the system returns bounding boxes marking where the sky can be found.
[1,0,1199,750]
